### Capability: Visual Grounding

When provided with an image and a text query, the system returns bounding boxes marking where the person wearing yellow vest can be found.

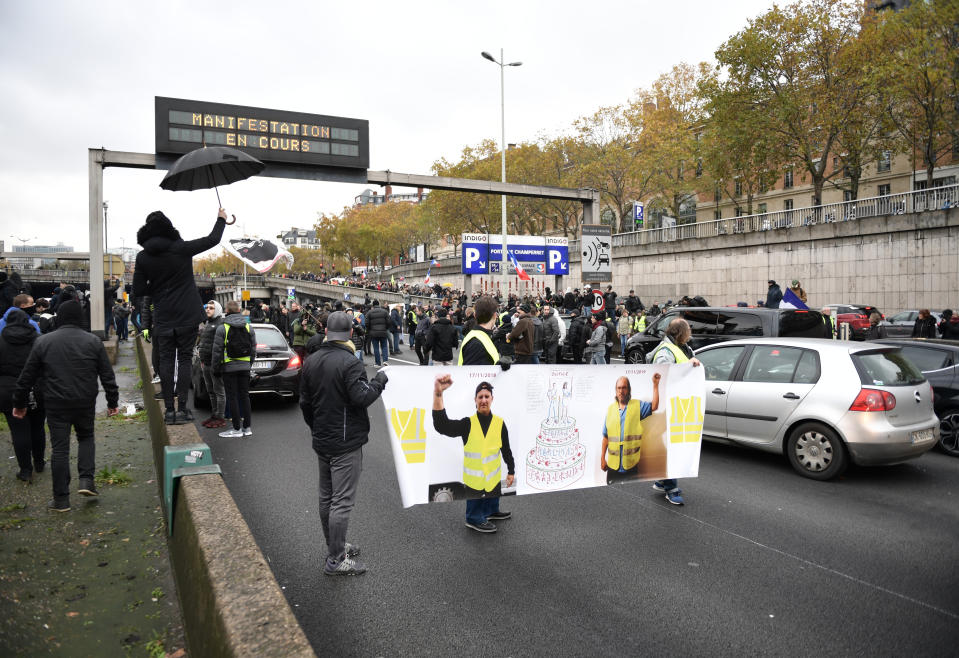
[212,300,257,438]
[601,374,660,484]
[432,376,516,534]
[646,318,702,505]
[820,306,836,339]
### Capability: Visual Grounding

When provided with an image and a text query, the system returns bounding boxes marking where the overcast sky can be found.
[0,0,775,255]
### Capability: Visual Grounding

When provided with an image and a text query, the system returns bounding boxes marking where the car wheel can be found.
[625,349,645,364]
[786,422,847,480]
[938,409,959,456]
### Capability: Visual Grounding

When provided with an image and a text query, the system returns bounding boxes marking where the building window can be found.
[759,176,768,194]
[878,151,891,173]
[735,180,742,197]
[784,199,794,210]
[696,159,703,178]
[714,187,721,202]
[784,168,793,189]
[735,208,743,218]
[833,156,839,171]
[714,210,721,220]
[758,203,767,214]
[878,184,890,196]
[843,190,853,202]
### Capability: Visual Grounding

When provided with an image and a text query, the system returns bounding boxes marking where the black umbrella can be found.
[159,146,265,224]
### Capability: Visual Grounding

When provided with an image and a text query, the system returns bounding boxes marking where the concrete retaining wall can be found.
[135,339,315,658]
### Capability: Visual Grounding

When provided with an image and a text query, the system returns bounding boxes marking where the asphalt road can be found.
[192,354,959,657]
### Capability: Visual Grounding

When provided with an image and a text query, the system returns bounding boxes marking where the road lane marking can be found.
[612,485,959,621]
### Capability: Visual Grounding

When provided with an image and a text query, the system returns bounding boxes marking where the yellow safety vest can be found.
[223,324,251,363]
[635,316,646,332]
[457,329,500,365]
[605,400,643,471]
[463,415,503,492]
[669,396,704,444]
[390,408,427,463]
[650,340,689,364]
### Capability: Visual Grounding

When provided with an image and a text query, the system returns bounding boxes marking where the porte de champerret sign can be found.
[461,233,569,276]
[155,97,369,173]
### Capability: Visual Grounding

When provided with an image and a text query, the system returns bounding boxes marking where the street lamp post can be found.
[481,49,522,296]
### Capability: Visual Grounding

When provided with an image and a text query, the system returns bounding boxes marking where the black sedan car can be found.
[876,338,959,456]
[192,322,302,404]
[623,307,829,364]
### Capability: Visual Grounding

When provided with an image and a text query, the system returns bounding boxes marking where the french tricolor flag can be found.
[430,258,438,266]
[424,268,431,285]
[508,251,531,281]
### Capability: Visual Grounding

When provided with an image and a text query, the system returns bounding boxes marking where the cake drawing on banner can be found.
[526,379,585,489]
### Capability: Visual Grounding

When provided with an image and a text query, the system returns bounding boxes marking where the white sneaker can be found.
[242,427,253,437]
[219,428,243,438]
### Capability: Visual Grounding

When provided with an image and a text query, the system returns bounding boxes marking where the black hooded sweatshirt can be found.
[0,309,39,410]
[133,213,225,333]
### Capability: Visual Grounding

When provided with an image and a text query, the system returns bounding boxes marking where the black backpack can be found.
[225,324,252,359]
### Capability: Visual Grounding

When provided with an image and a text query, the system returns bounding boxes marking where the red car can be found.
[824,304,884,340]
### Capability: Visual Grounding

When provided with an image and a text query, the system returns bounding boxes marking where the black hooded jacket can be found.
[133,213,225,333]
[0,309,40,410]
[13,312,118,411]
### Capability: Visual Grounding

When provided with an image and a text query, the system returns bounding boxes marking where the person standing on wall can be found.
[134,208,227,425]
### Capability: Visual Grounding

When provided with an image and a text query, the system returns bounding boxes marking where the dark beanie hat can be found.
[57,300,83,326]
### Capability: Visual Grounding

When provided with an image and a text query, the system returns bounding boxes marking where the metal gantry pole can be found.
[500,48,508,296]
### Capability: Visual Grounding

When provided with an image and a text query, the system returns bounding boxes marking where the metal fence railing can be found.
[568,183,958,252]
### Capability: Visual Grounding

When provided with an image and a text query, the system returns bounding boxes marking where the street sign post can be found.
[633,201,644,230]
[591,289,605,314]
[580,225,612,282]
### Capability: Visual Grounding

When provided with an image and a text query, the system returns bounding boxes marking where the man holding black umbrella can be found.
[134,208,227,425]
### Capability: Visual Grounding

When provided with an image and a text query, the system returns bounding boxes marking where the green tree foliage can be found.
[872,0,959,186]
[714,0,868,205]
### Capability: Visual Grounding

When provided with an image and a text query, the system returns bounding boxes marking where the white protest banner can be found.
[224,237,294,274]
[380,363,705,508]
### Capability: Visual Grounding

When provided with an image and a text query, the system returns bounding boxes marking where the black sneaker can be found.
[16,470,32,483]
[163,410,176,425]
[78,479,99,497]
[175,409,194,425]
[324,556,367,576]
[465,520,497,533]
[34,459,45,473]
[486,511,512,521]
[48,498,70,512]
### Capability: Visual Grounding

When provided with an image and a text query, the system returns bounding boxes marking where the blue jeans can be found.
[656,478,679,492]
[466,496,500,524]
[620,334,628,355]
[371,336,390,365]
[590,352,606,365]
[531,352,541,364]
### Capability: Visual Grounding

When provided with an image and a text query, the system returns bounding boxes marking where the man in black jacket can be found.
[566,310,589,364]
[13,301,118,512]
[300,311,388,576]
[364,300,392,366]
[134,209,226,425]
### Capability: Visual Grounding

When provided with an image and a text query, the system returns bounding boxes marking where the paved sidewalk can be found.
[0,339,185,656]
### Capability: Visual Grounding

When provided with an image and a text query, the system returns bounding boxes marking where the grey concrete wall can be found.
[566,207,958,312]
[135,340,315,658]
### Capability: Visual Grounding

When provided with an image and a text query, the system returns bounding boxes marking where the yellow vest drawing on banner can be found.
[390,408,427,463]
[669,396,703,444]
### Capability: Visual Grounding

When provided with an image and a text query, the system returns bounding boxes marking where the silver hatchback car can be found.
[696,338,939,480]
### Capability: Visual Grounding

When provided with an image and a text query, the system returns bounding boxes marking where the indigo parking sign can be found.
[460,234,569,276]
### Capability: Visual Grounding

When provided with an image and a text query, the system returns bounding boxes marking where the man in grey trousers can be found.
[299,311,388,575]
